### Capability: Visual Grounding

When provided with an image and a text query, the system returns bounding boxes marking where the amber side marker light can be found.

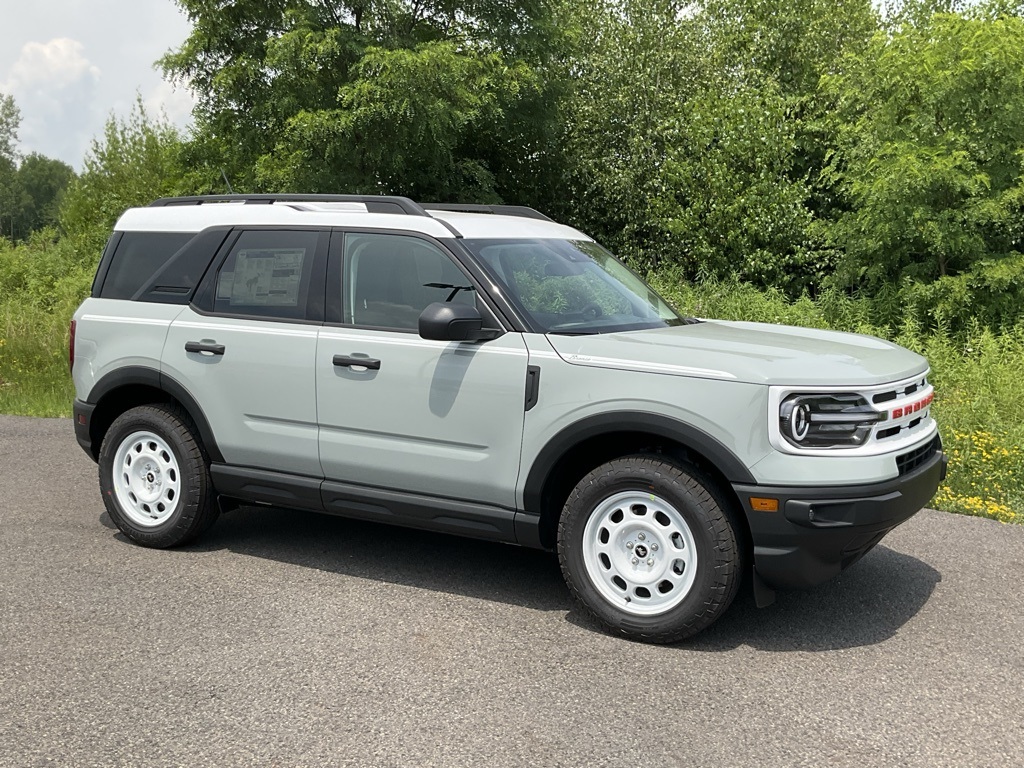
[749,497,779,512]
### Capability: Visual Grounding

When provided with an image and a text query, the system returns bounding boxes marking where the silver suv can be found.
[71,195,947,642]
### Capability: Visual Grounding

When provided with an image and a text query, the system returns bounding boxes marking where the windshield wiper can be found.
[424,282,475,302]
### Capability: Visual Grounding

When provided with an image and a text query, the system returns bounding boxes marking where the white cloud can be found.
[3,38,100,91]
[2,38,102,164]
[0,1,195,168]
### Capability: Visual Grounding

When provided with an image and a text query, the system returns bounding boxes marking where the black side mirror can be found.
[418,302,498,342]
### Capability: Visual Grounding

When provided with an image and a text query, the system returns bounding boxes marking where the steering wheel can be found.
[580,302,604,320]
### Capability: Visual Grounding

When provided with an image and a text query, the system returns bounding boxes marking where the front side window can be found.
[463,238,685,334]
[343,233,481,331]
[212,230,320,319]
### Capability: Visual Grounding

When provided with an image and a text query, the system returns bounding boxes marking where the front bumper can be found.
[732,442,948,590]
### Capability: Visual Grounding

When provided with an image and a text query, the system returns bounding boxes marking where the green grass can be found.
[0,300,76,416]
[0,230,88,416]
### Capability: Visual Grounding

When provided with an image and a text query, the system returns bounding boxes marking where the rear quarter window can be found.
[98,232,196,300]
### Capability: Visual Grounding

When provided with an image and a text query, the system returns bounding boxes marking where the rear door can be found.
[162,227,328,476]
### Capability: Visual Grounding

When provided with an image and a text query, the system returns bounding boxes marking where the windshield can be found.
[463,238,687,334]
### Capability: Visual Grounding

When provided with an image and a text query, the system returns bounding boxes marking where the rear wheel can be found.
[98,404,219,547]
[558,455,741,643]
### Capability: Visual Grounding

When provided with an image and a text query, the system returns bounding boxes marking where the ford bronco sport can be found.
[71,195,947,642]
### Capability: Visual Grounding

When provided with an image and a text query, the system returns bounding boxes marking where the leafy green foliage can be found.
[701,0,878,98]
[0,93,22,240]
[6,154,76,238]
[561,0,820,288]
[161,0,565,201]
[0,93,18,163]
[0,94,77,241]
[0,229,88,310]
[256,41,542,200]
[822,10,1024,288]
[59,100,188,257]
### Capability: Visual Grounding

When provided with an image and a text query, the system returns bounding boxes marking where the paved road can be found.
[1,415,1022,767]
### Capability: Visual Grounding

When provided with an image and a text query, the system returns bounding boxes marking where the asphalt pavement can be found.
[1,415,1022,767]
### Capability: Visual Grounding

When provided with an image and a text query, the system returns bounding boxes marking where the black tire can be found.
[98,403,219,548]
[557,454,742,643]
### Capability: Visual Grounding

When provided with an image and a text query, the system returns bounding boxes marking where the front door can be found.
[315,231,529,526]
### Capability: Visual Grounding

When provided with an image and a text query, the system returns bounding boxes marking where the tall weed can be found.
[0,232,91,415]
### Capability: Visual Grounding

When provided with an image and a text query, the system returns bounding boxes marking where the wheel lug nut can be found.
[631,557,639,565]
[626,541,634,549]
[651,543,659,551]
[637,532,646,541]
[647,558,654,566]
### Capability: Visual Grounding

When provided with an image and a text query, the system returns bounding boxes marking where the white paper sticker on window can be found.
[229,249,304,306]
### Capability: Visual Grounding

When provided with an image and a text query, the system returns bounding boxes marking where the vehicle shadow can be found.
[108,505,570,612]
[682,544,942,652]
[101,506,941,651]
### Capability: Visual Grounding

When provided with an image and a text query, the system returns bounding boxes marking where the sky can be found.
[1,0,196,169]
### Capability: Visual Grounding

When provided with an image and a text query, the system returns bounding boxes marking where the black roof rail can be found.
[422,203,553,222]
[148,194,431,217]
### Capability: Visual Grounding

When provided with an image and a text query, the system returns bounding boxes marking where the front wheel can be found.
[557,455,741,643]
[98,404,219,548]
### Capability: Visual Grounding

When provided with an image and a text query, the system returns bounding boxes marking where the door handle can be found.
[333,354,381,370]
[185,341,226,356]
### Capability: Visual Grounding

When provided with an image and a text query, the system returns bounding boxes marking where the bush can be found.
[0,229,93,309]
[0,294,79,417]
[0,231,90,415]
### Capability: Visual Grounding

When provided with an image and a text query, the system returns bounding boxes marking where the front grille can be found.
[896,435,941,476]
[872,377,925,406]
[873,375,932,443]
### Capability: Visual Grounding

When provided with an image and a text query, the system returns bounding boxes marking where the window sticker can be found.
[228,249,305,306]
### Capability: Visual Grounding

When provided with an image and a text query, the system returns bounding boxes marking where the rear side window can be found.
[211,230,322,320]
[99,232,196,300]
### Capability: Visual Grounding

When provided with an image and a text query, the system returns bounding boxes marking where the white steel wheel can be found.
[111,431,182,527]
[582,491,698,616]
[98,404,219,548]
[558,455,742,643]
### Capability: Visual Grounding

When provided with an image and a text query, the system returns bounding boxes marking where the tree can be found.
[0,93,21,239]
[59,100,187,256]
[14,154,75,235]
[822,8,1024,287]
[559,0,817,287]
[161,0,567,203]
[0,92,19,163]
[254,42,543,201]
[701,0,878,100]
[699,0,880,254]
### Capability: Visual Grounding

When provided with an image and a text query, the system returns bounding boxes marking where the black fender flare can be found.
[86,365,224,463]
[521,411,756,515]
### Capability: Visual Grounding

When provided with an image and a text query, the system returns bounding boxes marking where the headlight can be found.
[779,393,886,449]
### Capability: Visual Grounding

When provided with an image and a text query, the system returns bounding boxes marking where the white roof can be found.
[429,210,590,240]
[114,201,592,241]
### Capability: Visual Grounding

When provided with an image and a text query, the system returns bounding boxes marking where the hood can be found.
[545,320,928,387]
